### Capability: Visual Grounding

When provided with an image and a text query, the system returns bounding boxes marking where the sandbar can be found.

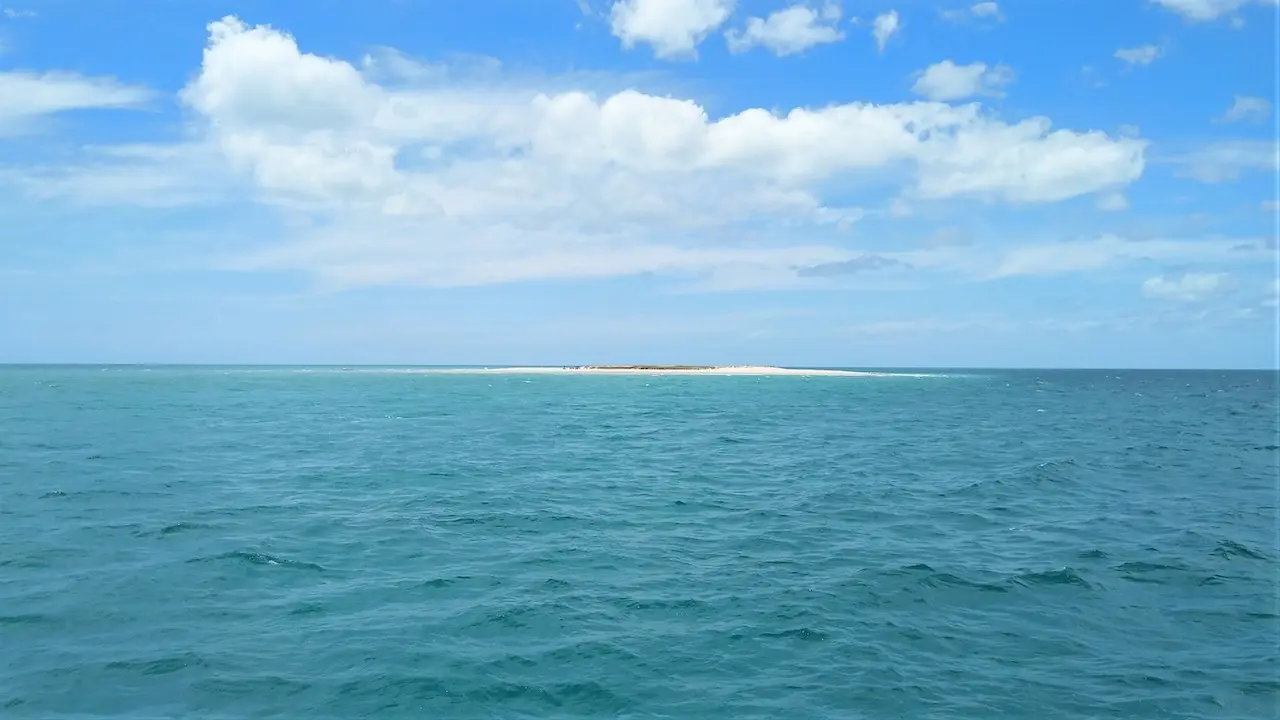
[433,365,894,376]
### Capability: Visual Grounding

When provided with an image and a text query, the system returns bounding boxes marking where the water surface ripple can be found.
[1,367,1276,718]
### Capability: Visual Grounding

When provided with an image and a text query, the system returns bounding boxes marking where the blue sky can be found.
[0,0,1276,368]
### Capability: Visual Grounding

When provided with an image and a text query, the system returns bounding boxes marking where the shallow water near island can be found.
[1,366,1276,719]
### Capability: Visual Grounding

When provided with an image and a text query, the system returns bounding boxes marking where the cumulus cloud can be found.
[910,60,1013,101]
[1115,44,1163,66]
[915,120,1144,202]
[610,0,735,59]
[1216,95,1271,123]
[725,2,844,56]
[872,10,900,52]
[184,16,1143,207]
[5,15,1157,290]
[1141,272,1229,301]
[1151,0,1276,21]
[0,71,152,135]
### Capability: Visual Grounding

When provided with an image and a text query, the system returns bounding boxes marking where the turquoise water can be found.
[1,366,1276,719]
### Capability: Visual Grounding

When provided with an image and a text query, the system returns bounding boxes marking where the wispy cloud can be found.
[1216,94,1271,123]
[1262,278,1279,307]
[871,10,900,52]
[1141,272,1230,301]
[842,316,1137,337]
[1097,192,1130,211]
[4,143,241,207]
[987,235,1268,279]
[1115,44,1163,66]
[941,2,1003,23]
[1151,0,1275,22]
[794,254,905,277]
[0,71,153,135]
[1171,140,1279,183]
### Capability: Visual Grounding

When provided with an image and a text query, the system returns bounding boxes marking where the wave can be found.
[189,550,326,572]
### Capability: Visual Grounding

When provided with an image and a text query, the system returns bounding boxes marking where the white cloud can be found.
[1115,44,1163,66]
[847,318,988,335]
[942,2,1002,22]
[177,16,1148,206]
[1262,200,1279,212]
[1151,0,1276,21]
[1263,278,1279,307]
[6,143,240,207]
[610,0,735,59]
[910,60,1013,101]
[0,71,152,135]
[1174,140,1279,183]
[5,15,1156,290]
[1,7,36,19]
[872,10,900,52]
[989,235,1267,278]
[1217,95,1271,123]
[912,118,1144,202]
[1142,272,1229,302]
[1080,65,1106,88]
[970,2,1001,17]
[725,2,844,56]
[836,303,1269,340]
[844,316,1121,337]
[1097,192,1129,211]
[234,220,859,289]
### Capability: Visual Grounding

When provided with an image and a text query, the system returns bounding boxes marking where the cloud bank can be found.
[4,15,1161,291]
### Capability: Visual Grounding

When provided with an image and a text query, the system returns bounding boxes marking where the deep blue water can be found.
[1,366,1276,719]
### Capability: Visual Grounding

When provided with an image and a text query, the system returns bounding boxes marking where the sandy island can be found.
[434,365,894,376]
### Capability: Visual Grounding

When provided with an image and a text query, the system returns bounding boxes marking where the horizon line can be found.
[1,363,1276,372]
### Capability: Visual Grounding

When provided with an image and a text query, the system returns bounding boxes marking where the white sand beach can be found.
[434,365,893,376]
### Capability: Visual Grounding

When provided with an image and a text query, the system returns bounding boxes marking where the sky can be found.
[0,0,1276,368]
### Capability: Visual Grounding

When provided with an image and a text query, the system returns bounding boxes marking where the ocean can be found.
[1,366,1276,719]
